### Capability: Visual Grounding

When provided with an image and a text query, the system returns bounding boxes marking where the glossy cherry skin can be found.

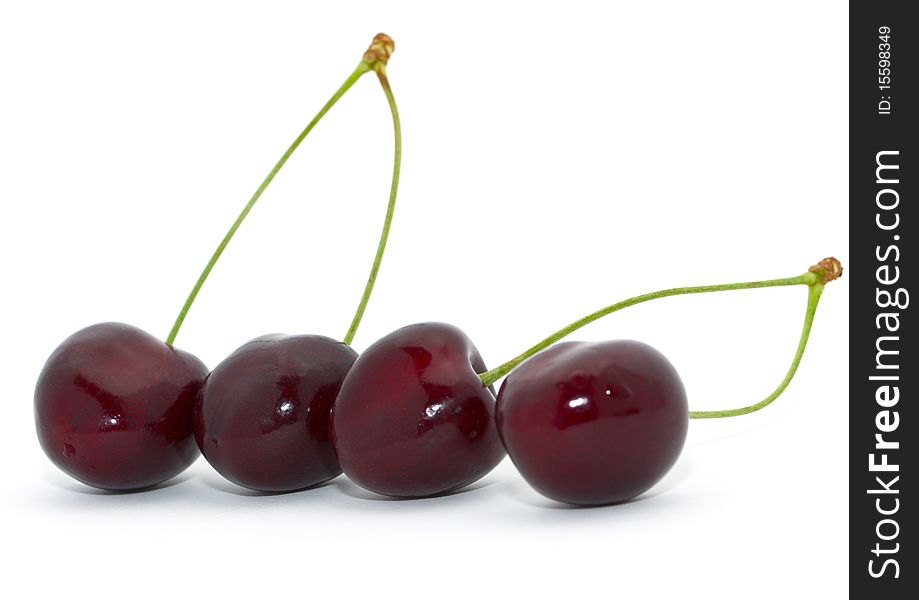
[331,323,505,498]
[194,334,356,492]
[496,340,688,506]
[34,322,208,491]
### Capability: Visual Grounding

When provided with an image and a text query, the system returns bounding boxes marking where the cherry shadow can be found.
[42,470,194,496]
[334,477,496,502]
[505,455,694,510]
[199,472,337,497]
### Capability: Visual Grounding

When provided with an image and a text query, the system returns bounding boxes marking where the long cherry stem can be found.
[688,281,823,419]
[479,258,843,418]
[165,35,395,347]
[164,63,368,345]
[343,64,401,345]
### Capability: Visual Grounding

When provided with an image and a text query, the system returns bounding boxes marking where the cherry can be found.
[35,323,208,491]
[194,335,356,491]
[495,340,688,505]
[486,257,844,505]
[330,323,506,498]
[193,34,403,492]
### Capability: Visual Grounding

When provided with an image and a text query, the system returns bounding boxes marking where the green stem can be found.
[343,64,401,345]
[689,282,824,419]
[478,271,818,387]
[480,257,841,419]
[164,61,372,346]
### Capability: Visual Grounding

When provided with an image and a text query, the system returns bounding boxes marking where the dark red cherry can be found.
[194,335,356,492]
[34,322,208,491]
[331,323,505,498]
[495,340,688,506]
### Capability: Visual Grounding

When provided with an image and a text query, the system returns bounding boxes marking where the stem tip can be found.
[808,257,843,284]
[364,34,395,68]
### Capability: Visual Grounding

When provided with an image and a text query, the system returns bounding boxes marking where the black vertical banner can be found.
[850,1,915,596]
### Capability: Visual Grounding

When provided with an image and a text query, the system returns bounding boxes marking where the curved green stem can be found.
[165,61,372,346]
[343,65,401,345]
[480,258,841,419]
[479,271,818,387]
[689,282,824,418]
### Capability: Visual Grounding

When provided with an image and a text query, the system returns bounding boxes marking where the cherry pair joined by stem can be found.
[34,34,400,492]
[331,258,842,504]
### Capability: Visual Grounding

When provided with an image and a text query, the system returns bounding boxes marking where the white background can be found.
[0,1,848,598]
